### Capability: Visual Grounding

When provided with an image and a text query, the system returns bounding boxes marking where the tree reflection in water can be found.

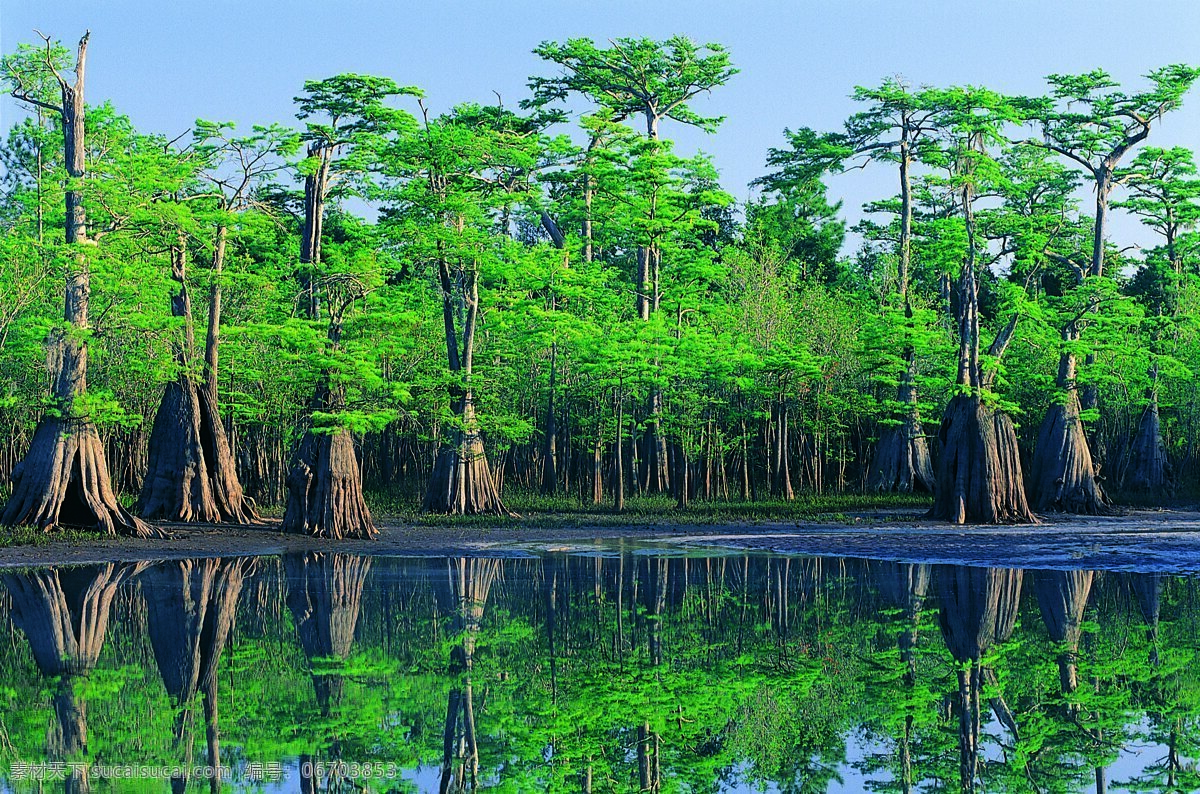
[0,552,1197,793]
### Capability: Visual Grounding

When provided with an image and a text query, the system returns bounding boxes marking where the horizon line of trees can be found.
[2,31,1200,538]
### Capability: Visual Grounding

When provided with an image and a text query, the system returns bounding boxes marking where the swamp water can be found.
[0,548,1197,792]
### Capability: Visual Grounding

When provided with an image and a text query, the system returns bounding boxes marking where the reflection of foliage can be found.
[0,556,1198,793]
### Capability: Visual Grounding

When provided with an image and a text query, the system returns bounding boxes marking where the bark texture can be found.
[423,396,512,516]
[140,243,257,525]
[1127,392,1170,494]
[1029,391,1109,514]
[283,421,376,539]
[927,396,1035,524]
[868,399,935,494]
[3,418,162,536]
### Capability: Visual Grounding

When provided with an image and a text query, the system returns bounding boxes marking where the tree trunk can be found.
[285,552,371,714]
[2,562,147,791]
[930,171,1032,524]
[1034,569,1094,694]
[1127,384,1169,494]
[283,403,376,538]
[142,558,248,791]
[1029,375,1109,514]
[592,434,603,506]
[541,342,558,494]
[424,262,510,516]
[927,396,1034,524]
[770,399,794,500]
[868,365,935,493]
[2,33,160,538]
[140,242,258,524]
[871,128,936,495]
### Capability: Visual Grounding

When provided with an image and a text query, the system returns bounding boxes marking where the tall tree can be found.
[528,37,736,495]
[0,32,161,536]
[139,124,295,524]
[924,88,1034,524]
[758,79,941,493]
[1114,147,1200,493]
[282,75,414,538]
[1021,65,1199,513]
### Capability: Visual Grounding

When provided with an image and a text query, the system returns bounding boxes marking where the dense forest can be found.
[2,32,1200,537]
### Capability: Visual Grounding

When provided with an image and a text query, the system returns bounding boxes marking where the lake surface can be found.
[0,547,1197,792]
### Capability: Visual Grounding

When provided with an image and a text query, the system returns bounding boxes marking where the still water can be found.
[0,548,1196,793]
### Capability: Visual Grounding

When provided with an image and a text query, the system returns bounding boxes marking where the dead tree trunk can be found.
[2,33,160,538]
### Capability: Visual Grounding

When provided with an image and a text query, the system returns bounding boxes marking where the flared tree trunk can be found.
[1127,386,1169,494]
[869,370,936,493]
[283,313,375,538]
[1,33,160,539]
[439,558,499,794]
[424,259,511,516]
[424,394,511,515]
[928,169,1032,525]
[928,396,1034,524]
[283,416,375,539]
[936,565,1024,794]
[140,237,257,525]
[1034,569,1094,694]
[142,558,248,793]
[1029,331,1109,515]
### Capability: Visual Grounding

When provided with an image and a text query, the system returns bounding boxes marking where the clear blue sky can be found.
[4,0,1199,248]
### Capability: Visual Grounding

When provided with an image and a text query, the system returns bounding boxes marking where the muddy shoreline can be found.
[3,508,1200,572]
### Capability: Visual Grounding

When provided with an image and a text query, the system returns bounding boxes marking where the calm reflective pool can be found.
[0,550,1197,792]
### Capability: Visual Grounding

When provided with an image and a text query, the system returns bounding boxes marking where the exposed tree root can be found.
[2,418,164,537]
[927,395,1035,525]
[283,428,376,540]
[1029,393,1110,515]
